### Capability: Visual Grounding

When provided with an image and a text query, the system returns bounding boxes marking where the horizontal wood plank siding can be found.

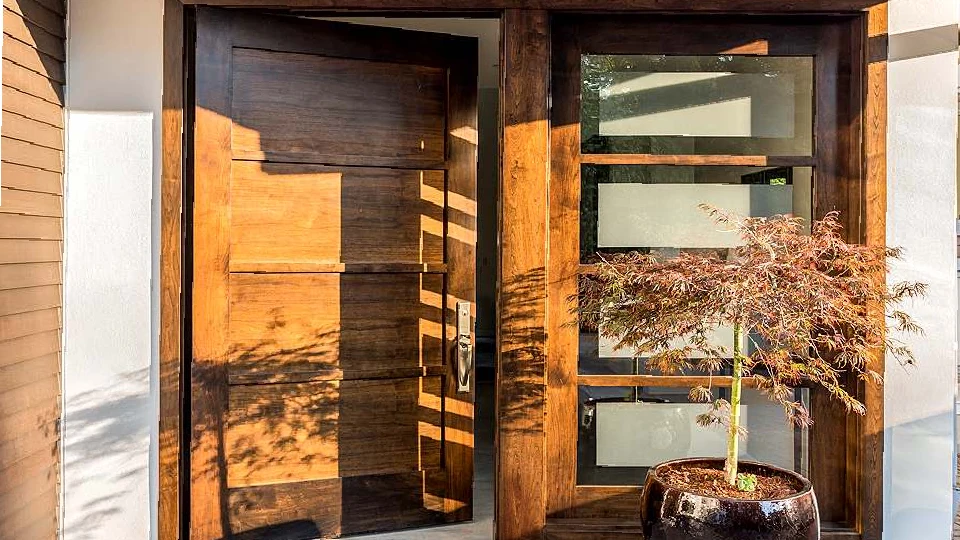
[0,2,64,538]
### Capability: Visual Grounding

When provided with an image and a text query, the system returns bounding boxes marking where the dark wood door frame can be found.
[545,13,876,538]
[160,2,888,539]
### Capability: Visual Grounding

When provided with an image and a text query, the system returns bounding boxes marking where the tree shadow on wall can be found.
[498,267,548,435]
[191,329,341,540]
[192,316,449,540]
[62,368,150,540]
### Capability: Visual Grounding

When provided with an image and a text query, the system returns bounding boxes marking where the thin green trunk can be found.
[725,323,744,486]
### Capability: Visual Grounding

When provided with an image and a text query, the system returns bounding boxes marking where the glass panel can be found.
[580,165,813,263]
[579,164,812,373]
[581,55,814,155]
[577,386,810,486]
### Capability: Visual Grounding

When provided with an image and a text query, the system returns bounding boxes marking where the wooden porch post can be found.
[496,8,550,540]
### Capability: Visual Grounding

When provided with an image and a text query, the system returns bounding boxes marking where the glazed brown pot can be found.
[641,458,819,540]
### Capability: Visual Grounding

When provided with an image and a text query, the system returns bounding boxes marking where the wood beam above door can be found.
[179,0,884,12]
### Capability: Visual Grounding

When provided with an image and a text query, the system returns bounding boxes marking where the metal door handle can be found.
[456,302,473,393]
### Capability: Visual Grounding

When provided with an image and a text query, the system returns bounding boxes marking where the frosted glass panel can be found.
[597,184,793,249]
[599,72,795,138]
[582,55,813,155]
[579,165,812,261]
[595,402,750,467]
[577,386,809,485]
[599,324,736,359]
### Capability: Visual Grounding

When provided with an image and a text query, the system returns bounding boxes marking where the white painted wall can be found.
[62,1,163,539]
[884,1,960,539]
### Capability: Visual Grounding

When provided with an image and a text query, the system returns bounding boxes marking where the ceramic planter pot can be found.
[641,458,819,540]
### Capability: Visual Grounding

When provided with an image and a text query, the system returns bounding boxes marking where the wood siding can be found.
[0,1,65,539]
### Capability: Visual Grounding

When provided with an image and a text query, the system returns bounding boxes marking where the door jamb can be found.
[159,3,888,540]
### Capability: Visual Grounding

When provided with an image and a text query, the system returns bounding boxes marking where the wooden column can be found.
[497,9,550,540]
[159,2,185,540]
[861,4,888,538]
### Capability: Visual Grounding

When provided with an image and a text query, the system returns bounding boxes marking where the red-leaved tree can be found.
[578,206,926,489]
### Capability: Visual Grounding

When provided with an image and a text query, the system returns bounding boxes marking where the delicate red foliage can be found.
[578,205,926,430]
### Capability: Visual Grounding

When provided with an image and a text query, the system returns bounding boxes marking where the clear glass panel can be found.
[581,55,814,155]
[577,386,810,486]
[580,165,813,263]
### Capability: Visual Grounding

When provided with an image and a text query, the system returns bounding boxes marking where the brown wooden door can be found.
[544,15,863,537]
[189,9,477,539]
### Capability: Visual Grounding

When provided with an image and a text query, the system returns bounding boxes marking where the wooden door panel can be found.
[231,47,447,167]
[228,470,449,539]
[192,9,477,539]
[541,15,863,536]
[227,273,444,383]
[230,162,446,266]
[226,377,443,487]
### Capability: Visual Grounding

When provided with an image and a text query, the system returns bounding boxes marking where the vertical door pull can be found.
[456,302,473,393]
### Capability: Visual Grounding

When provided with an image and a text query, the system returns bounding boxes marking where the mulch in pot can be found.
[657,461,804,500]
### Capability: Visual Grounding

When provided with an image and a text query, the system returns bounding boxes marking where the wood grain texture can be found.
[0,136,61,171]
[0,239,61,264]
[226,376,442,487]
[227,471,449,538]
[18,0,63,15]
[0,263,60,291]
[0,2,64,534]
[0,374,58,418]
[0,307,59,340]
[2,58,63,104]
[0,214,62,239]
[230,162,445,266]
[3,7,64,60]
[497,9,549,540]
[183,0,885,11]
[158,1,185,539]
[439,28,478,523]
[0,451,57,521]
[0,433,58,492]
[191,8,234,539]
[580,154,815,167]
[544,519,643,539]
[190,8,477,538]
[231,47,446,168]
[2,111,64,150]
[860,5,887,538]
[229,262,448,274]
[1,162,61,193]
[0,187,62,216]
[577,374,764,388]
[0,352,59,394]
[546,18,580,519]
[0,285,60,316]
[542,14,871,537]
[2,85,63,127]
[227,273,444,379]
[1,0,64,38]
[2,33,63,82]
[3,505,58,540]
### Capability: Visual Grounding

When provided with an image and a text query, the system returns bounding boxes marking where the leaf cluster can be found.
[578,206,926,429]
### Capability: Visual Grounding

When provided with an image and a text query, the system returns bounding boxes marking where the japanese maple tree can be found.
[578,206,925,489]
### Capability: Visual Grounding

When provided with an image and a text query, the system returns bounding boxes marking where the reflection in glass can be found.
[580,165,812,262]
[577,386,809,486]
[581,55,814,155]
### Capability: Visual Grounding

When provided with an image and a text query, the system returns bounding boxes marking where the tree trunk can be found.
[725,323,744,486]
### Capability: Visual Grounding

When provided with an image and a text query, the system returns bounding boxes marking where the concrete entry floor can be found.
[352,378,496,540]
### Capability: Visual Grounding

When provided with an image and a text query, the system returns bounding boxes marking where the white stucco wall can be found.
[884,1,960,539]
[62,1,163,539]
